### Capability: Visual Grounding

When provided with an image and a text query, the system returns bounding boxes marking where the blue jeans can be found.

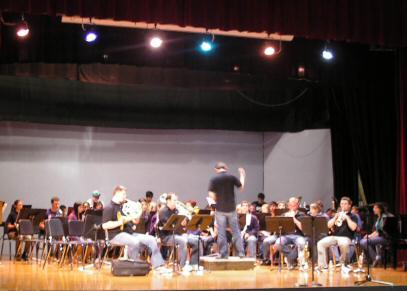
[132,233,164,268]
[360,236,387,262]
[109,233,144,261]
[161,234,201,267]
[275,234,306,265]
[244,235,257,258]
[262,234,278,260]
[215,211,244,258]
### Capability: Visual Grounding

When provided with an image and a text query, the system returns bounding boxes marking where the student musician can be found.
[102,185,169,274]
[317,196,358,273]
[157,193,200,272]
[239,201,259,258]
[46,197,63,219]
[359,202,389,267]
[273,197,307,270]
[5,200,30,260]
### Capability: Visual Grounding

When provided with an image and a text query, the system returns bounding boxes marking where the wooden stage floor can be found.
[0,260,406,291]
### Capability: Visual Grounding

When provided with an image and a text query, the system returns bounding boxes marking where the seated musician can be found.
[46,196,63,219]
[67,202,84,222]
[239,201,259,258]
[252,192,267,213]
[102,185,169,274]
[157,193,200,272]
[261,203,278,265]
[86,190,104,210]
[5,199,31,260]
[5,200,23,240]
[273,197,307,270]
[317,196,358,273]
[269,201,278,217]
[359,202,389,267]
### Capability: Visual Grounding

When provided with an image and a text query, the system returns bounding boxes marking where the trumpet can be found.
[335,211,347,227]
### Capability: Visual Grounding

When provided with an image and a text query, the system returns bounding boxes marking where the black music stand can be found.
[162,214,186,274]
[186,214,213,273]
[83,214,103,269]
[274,209,288,216]
[17,208,47,233]
[297,216,328,287]
[265,216,296,272]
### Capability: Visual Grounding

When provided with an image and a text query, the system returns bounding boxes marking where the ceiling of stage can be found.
[0,12,390,131]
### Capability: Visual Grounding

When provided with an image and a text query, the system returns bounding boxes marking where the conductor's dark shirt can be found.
[208,172,242,212]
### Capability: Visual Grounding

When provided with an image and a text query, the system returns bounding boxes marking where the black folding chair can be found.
[0,201,14,261]
[60,220,88,268]
[16,219,42,262]
[82,214,102,266]
[0,227,14,261]
[42,219,69,269]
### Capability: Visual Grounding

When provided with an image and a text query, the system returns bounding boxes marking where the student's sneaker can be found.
[182,264,193,273]
[299,262,308,272]
[341,264,352,274]
[154,265,172,275]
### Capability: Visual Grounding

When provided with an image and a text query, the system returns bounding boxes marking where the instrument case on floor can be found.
[111,259,151,276]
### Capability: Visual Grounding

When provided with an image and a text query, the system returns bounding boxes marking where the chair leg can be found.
[331,246,337,267]
[42,244,52,269]
[0,237,4,261]
[69,244,74,270]
[59,245,67,267]
[15,240,23,260]
[392,243,397,269]
[9,240,12,260]
[40,241,48,264]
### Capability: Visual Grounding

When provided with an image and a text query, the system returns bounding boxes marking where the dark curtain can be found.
[398,49,407,214]
[1,0,407,47]
[0,65,329,132]
[328,49,398,210]
[329,88,358,204]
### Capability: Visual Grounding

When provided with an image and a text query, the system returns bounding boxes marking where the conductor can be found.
[208,162,246,259]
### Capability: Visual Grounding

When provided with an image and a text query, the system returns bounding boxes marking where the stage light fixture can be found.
[150,36,163,48]
[16,16,29,38]
[198,33,215,53]
[264,46,276,56]
[200,41,213,52]
[81,22,99,43]
[262,39,281,58]
[84,30,98,43]
[322,48,334,60]
[297,65,305,77]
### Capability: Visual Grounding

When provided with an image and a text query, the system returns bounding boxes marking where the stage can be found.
[0,260,406,291]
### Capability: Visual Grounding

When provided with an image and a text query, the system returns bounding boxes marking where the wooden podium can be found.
[199,256,256,271]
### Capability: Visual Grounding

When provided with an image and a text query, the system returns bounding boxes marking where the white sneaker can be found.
[154,266,172,275]
[341,264,352,274]
[182,264,193,272]
[299,262,309,272]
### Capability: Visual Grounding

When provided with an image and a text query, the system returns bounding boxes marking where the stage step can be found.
[200,256,256,271]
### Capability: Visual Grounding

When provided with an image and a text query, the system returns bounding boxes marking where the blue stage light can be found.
[200,41,213,52]
[85,31,98,43]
